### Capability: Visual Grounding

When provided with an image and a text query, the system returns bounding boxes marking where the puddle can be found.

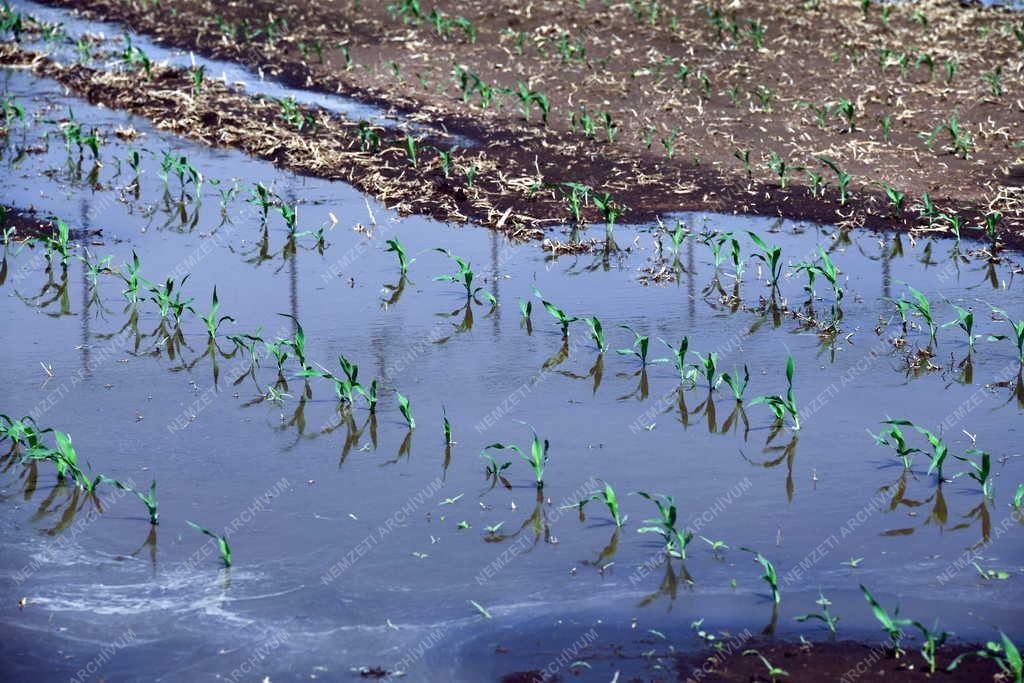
[7,0,470,144]
[1,61,1023,682]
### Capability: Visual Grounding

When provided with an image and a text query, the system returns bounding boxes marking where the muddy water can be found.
[1,53,1023,683]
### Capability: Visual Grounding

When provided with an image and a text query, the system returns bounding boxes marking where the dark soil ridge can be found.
[9,0,1023,248]
[0,44,1019,249]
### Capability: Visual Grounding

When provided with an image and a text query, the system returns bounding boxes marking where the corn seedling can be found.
[739,548,780,604]
[43,218,72,269]
[742,651,788,682]
[983,211,1001,245]
[576,480,625,527]
[861,584,910,656]
[747,231,783,291]
[720,365,750,401]
[942,304,977,349]
[583,316,608,352]
[193,287,235,337]
[734,149,752,177]
[691,350,720,391]
[1,94,24,128]
[433,248,495,305]
[148,275,193,323]
[533,287,578,338]
[983,67,1003,97]
[885,284,937,342]
[700,536,729,555]
[442,406,452,444]
[795,592,839,634]
[108,478,159,524]
[751,354,800,430]
[634,491,693,559]
[882,184,905,216]
[836,98,856,132]
[481,423,549,488]
[480,451,511,486]
[617,325,662,366]
[818,157,852,205]
[187,521,232,566]
[384,237,413,274]
[277,314,309,371]
[767,150,791,188]
[79,250,114,288]
[396,391,415,429]
[948,632,1021,681]
[869,422,920,469]
[988,306,1024,364]
[356,121,381,153]
[593,192,623,245]
[120,35,152,79]
[924,114,972,159]
[661,127,679,159]
[883,419,949,478]
[433,145,457,178]
[954,448,993,498]
[660,336,696,386]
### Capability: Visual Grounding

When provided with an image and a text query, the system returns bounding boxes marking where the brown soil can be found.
[9,0,1024,246]
[497,639,1003,682]
[672,639,1000,683]
[0,204,97,240]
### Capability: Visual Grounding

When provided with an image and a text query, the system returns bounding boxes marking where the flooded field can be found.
[2,2,1023,682]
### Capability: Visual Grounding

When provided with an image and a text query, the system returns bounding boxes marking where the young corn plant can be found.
[481,424,549,488]
[148,275,193,324]
[396,391,415,429]
[882,184,905,217]
[193,287,235,338]
[942,304,978,349]
[533,287,578,339]
[883,419,949,479]
[583,316,608,353]
[860,584,910,656]
[634,491,693,559]
[869,422,920,469]
[593,192,623,246]
[107,478,159,524]
[434,248,495,305]
[911,620,950,674]
[742,651,787,682]
[886,285,937,342]
[576,480,625,527]
[384,237,414,274]
[720,365,750,401]
[751,354,800,430]
[988,306,1024,365]
[44,218,72,269]
[795,592,839,634]
[661,336,696,386]
[740,548,780,604]
[818,156,852,205]
[187,521,232,566]
[748,231,783,293]
[947,632,1022,682]
[119,251,143,302]
[954,448,993,498]
[692,350,720,391]
[617,325,662,367]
